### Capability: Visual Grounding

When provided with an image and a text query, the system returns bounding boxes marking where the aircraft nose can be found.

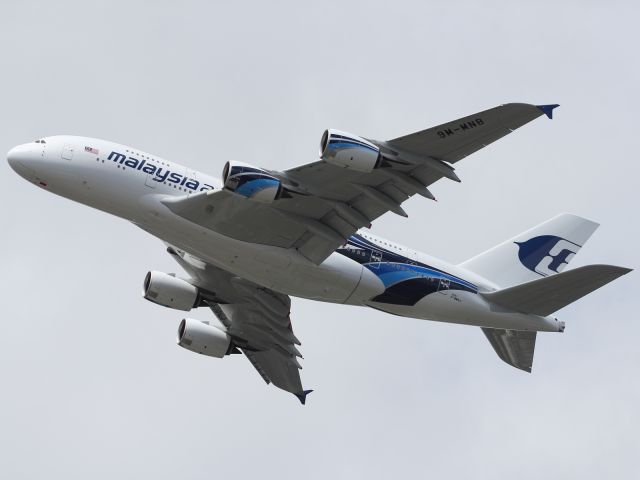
[7,143,37,177]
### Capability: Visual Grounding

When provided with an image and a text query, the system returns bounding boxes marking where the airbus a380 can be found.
[8,103,631,403]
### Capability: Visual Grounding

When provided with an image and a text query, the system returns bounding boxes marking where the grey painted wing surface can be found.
[162,190,310,249]
[163,104,552,264]
[214,297,306,398]
[482,265,632,317]
[482,328,537,373]
[162,185,375,264]
[386,103,548,163]
[162,189,351,263]
[167,247,307,399]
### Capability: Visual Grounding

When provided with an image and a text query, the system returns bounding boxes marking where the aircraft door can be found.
[61,144,75,160]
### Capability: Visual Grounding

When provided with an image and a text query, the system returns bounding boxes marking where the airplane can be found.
[7,103,632,404]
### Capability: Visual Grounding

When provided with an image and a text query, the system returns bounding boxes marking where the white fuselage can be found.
[7,135,563,333]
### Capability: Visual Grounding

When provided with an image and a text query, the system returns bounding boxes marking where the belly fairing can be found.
[136,202,381,304]
[139,200,476,307]
[276,252,382,304]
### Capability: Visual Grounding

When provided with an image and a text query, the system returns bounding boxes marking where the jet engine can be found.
[143,271,199,311]
[222,161,283,203]
[319,129,381,173]
[177,318,232,358]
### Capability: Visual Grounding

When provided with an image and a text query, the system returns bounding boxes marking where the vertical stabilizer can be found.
[482,328,537,372]
[460,214,599,288]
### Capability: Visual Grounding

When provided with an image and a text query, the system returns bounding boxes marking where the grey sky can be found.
[1,1,638,478]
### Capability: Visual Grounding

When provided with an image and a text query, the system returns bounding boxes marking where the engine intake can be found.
[320,129,381,173]
[143,271,199,311]
[222,161,283,203]
[177,318,232,358]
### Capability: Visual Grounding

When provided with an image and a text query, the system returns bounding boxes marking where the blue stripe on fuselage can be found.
[366,262,476,291]
[336,234,478,305]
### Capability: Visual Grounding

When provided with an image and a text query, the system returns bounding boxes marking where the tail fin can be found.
[482,328,536,372]
[481,264,632,316]
[481,264,631,374]
[460,213,600,287]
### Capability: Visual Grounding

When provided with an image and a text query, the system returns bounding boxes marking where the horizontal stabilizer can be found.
[482,328,536,372]
[482,264,632,316]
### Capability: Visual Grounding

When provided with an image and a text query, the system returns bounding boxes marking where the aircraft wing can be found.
[168,246,311,403]
[163,103,557,264]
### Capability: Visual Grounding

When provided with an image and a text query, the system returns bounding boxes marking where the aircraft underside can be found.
[7,102,631,402]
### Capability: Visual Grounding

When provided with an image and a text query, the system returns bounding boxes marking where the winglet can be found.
[536,104,560,119]
[294,389,313,405]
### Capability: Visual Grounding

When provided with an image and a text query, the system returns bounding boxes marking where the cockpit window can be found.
[34,139,46,144]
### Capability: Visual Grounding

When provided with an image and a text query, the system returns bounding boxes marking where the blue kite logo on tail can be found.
[515,235,581,277]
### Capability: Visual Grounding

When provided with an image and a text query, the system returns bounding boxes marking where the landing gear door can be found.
[369,249,382,268]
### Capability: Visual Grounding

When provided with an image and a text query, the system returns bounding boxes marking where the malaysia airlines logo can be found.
[515,235,581,277]
[107,151,214,192]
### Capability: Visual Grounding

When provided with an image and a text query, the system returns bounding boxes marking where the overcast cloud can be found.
[1,1,638,478]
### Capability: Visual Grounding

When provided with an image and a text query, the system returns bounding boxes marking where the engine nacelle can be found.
[177,318,231,358]
[143,271,199,311]
[319,129,381,173]
[222,161,282,203]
